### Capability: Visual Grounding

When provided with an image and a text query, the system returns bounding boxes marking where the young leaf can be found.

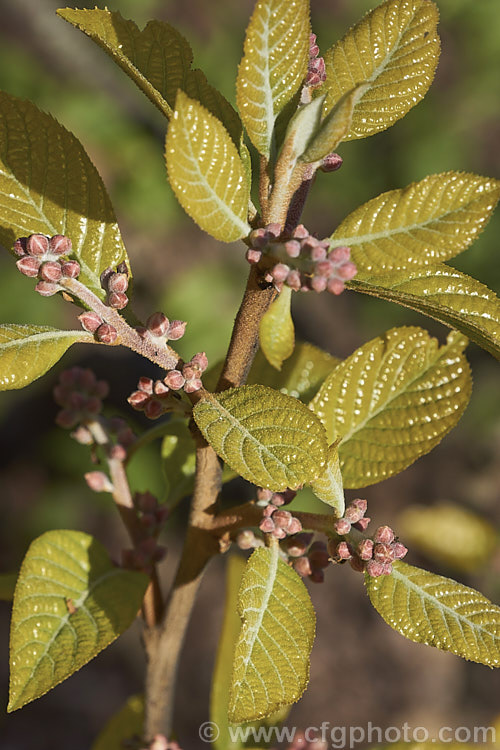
[309,327,471,489]
[193,385,327,491]
[259,286,295,370]
[0,325,94,391]
[309,440,345,517]
[300,84,367,163]
[0,91,128,298]
[91,694,144,750]
[248,341,340,402]
[321,0,440,139]
[332,172,500,273]
[348,265,500,360]
[0,572,17,601]
[57,9,246,154]
[165,91,251,242]
[366,560,500,667]
[228,544,315,723]
[8,530,148,712]
[236,0,310,157]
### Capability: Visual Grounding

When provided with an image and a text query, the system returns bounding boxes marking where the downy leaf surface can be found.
[193,384,327,491]
[0,91,128,298]
[166,91,250,242]
[228,545,315,723]
[309,327,471,488]
[259,286,295,370]
[366,560,500,667]
[332,172,500,273]
[321,0,440,139]
[8,530,148,711]
[236,0,310,157]
[348,265,500,360]
[309,440,345,516]
[0,325,94,391]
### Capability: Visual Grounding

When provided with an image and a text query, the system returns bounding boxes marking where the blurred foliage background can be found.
[0,0,499,747]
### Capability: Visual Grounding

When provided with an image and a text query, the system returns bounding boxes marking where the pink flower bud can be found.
[49,234,72,256]
[293,556,312,577]
[320,153,343,172]
[27,234,49,257]
[35,280,60,296]
[263,504,275,518]
[153,380,169,396]
[259,517,275,533]
[358,539,374,561]
[327,277,345,295]
[183,378,203,393]
[272,510,292,529]
[309,243,328,262]
[366,560,386,577]
[138,377,154,393]
[373,525,395,545]
[338,261,357,280]
[354,516,371,532]
[392,542,408,559]
[272,526,287,540]
[147,312,169,337]
[96,324,118,344]
[292,224,309,239]
[166,320,187,341]
[287,517,303,535]
[286,533,313,557]
[190,352,208,372]
[107,272,129,293]
[257,488,273,503]
[61,260,81,278]
[100,267,114,289]
[128,390,149,409]
[248,228,269,248]
[116,261,129,276]
[109,444,127,461]
[311,275,327,293]
[345,504,365,524]
[335,541,352,560]
[144,400,166,420]
[373,543,395,563]
[246,248,262,264]
[78,311,103,333]
[286,269,302,291]
[13,237,27,256]
[107,291,128,309]
[237,530,257,550]
[334,518,351,535]
[84,396,102,415]
[164,370,185,390]
[266,222,281,238]
[329,246,351,264]
[284,240,301,258]
[271,263,290,283]
[85,471,113,493]
[71,425,93,445]
[39,261,63,283]
[16,256,41,277]
[351,498,367,514]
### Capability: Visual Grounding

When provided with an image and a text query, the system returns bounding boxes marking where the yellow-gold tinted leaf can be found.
[193,385,327,491]
[332,172,500,273]
[348,265,500,360]
[166,92,250,242]
[0,92,128,298]
[399,503,498,573]
[321,0,440,140]
[8,530,148,712]
[366,560,500,667]
[249,341,340,403]
[309,440,345,516]
[237,0,310,156]
[228,545,315,723]
[91,694,144,750]
[309,327,471,489]
[0,325,94,391]
[259,286,295,370]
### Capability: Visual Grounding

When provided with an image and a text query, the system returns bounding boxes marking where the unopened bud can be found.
[287,517,303,535]
[354,516,370,532]
[373,543,395,563]
[128,390,149,409]
[71,425,93,445]
[61,260,81,278]
[190,352,208,372]
[392,542,408,560]
[107,272,129,293]
[246,248,262,264]
[284,240,301,258]
[13,238,27,256]
[27,234,49,257]
[345,504,365,524]
[327,277,345,295]
[292,224,309,239]
[144,400,166,420]
[337,261,357,280]
[334,518,351,535]
[335,541,352,560]
[271,263,290,283]
[85,471,113,493]
[49,234,72,255]
[373,525,395,545]
[183,378,203,393]
[147,312,169,337]
[358,539,374,561]
[366,559,387,577]
[329,246,351,264]
[237,530,257,550]
[285,533,313,557]
[286,269,302,291]
[138,377,154,393]
[78,311,103,333]
[311,275,328,293]
[259,517,275,533]
[55,408,79,429]
[107,291,128,309]
[320,153,343,173]
[116,261,129,276]
[153,380,169,396]
[96,324,118,344]
[293,556,312,577]
[256,488,274,504]
[109,444,127,461]
[266,222,281,238]
[39,261,63,283]
[35,280,60,296]
[166,320,187,341]
[164,370,185,390]
[16,256,41,277]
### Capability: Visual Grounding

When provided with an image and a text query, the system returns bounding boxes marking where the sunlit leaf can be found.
[366,560,500,667]
[332,172,500,273]
[249,341,340,402]
[309,440,344,516]
[228,545,315,723]
[399,503,498,573]
[348,265,500,360]
[8,530,148,711]
[0,572,17,601]
[321,0,440,139]
[309,327,471,488]
[166,92,250,242]
[193,385,327,491]
[237,0,310,156]
[0,91,128,298]
[0,325,94,391]
[259,286,295,370]
[91,694,144,750]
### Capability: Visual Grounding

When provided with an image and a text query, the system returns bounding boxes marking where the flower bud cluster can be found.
[14,233,80,296]
[134,491,169,537]
[122,537,166,575]
[305,33,327,89]
[328,500,408,577]
[136,313,187,348]
[246,224,357,295]
[54,367,109,430]
[128,353,207,418]
[291,539,330,583]
[100,262,130,310]
[259,505,303,539]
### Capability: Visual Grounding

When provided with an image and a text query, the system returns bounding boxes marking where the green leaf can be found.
[0,572,17,601]
[228,544,315,723]
[259,286,295,370]
[91,694,144,750]
[8,530,148,711]
[348,265,500,360]
[366,560,500,667]
[301,84,367,163]
[166,91,251,242]
[332,172,500,273]
[57,9,246,155]
[193,385,327,491]
[321,0,440,139]
[249,341,340,403]
[0,325,94,391]
[0,91,128,298]
[236,0,310,157]
[309,327,471,489]
[309,440,344,516]
[399,503,497,573]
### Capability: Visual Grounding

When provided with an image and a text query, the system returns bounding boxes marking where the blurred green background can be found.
[0,0,499,747]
